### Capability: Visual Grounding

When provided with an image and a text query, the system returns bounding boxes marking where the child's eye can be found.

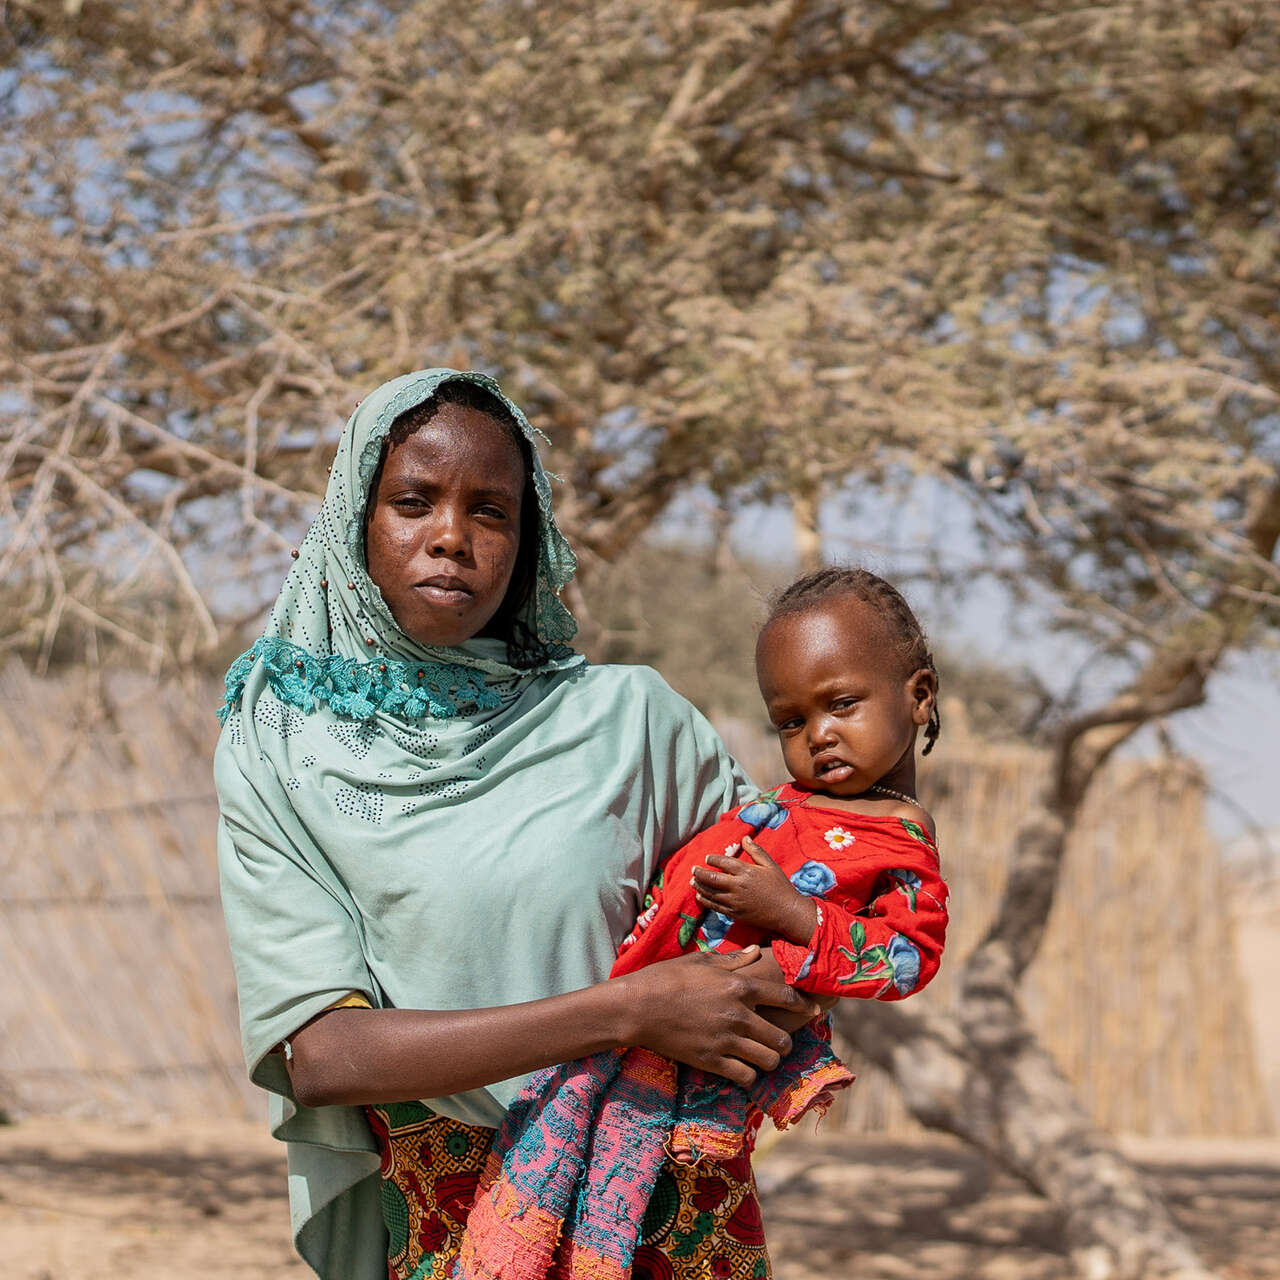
[831,697,859,711]
[776,717,804,733]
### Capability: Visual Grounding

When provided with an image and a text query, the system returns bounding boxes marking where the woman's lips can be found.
[414,580,472,606]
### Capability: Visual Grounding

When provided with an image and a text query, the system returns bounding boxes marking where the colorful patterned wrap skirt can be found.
[365,1102,772,1280]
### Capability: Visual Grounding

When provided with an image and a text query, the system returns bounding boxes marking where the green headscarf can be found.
[215,369,750,1280]
[218,367,582,723]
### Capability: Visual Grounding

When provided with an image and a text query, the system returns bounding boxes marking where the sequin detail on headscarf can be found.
[219,637,505,724]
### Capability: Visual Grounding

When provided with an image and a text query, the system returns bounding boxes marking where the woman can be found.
[215,368,817,1280]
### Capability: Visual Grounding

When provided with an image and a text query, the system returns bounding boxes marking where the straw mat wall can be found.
[0,662,252,1119]
[0,667,1270,1137]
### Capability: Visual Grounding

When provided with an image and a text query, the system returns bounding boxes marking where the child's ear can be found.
[907,668,936,726]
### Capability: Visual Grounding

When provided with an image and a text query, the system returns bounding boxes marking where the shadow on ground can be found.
[0,1140,282,1217]
[758,1134,1280,1280]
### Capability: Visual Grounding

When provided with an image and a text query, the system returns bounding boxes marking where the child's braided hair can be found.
[765,567,941,755]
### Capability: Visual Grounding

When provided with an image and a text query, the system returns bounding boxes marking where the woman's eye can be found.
[476,504,509,520]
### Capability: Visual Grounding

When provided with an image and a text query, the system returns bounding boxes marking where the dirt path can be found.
[1,1119,1277,1278]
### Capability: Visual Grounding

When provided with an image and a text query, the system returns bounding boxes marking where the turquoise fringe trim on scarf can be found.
[218,637,506,725]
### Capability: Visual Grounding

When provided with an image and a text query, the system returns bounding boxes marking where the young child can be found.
[459,568,949,1280]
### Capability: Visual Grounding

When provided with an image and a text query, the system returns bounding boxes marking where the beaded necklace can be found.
[867,782,918,806]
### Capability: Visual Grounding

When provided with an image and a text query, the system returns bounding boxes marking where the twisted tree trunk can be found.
[835,476,1280,1279]
[791,479,822,574]
[840,983,1216,1279]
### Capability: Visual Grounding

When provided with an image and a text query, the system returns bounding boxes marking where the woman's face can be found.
[365,403,526,649]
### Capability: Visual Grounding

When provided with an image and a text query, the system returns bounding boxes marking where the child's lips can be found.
[814,758,853,782]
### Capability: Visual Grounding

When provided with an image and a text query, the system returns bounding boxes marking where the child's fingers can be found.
[740,835,779,868]
[694,889,735,914]
[692,870,731,902]
[693,868,736,893]
[703,854,747,874]
[692,873,734,898]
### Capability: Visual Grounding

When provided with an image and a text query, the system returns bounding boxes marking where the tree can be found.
[3,3,1279,1274]
[835,471,1280,1280]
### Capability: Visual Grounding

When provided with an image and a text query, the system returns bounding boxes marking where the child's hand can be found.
[692,836,819,946]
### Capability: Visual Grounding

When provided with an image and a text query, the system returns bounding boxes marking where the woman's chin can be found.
[389,606,483,651]
[399,607,508,652]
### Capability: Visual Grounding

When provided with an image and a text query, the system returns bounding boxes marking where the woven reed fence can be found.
[0,665,1271,1137]
[0,662,253,1120]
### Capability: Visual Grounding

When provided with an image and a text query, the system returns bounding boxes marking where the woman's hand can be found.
[614,945,821,1088]
[748,948,839,1032]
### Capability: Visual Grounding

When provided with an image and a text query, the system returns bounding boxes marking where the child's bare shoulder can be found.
[884,800,936,842]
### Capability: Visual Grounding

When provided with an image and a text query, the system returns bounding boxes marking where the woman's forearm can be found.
[287,979,633,1107]
[286,948,817,1107]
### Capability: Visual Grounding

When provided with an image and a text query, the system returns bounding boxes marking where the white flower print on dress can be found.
[824,826,855,850]
[724,842,742,857]
[619,899,659,949]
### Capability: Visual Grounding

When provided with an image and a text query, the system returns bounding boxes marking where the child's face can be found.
[755,595,935,796]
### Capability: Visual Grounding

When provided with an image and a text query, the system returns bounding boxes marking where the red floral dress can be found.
[617,783,948,1002]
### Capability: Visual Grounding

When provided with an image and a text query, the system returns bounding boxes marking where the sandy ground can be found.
[1,1119,1277,1279]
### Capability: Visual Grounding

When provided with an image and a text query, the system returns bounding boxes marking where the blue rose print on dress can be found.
[887,868,922,909]
[887,934,922,994]
[789,860,837,898]
[698,911,734,948]
[737,800,789,830]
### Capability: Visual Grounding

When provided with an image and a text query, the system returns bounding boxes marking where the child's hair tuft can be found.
[766,567,941,755]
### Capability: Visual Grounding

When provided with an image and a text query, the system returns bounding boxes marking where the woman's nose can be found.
[427,506,470,558]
